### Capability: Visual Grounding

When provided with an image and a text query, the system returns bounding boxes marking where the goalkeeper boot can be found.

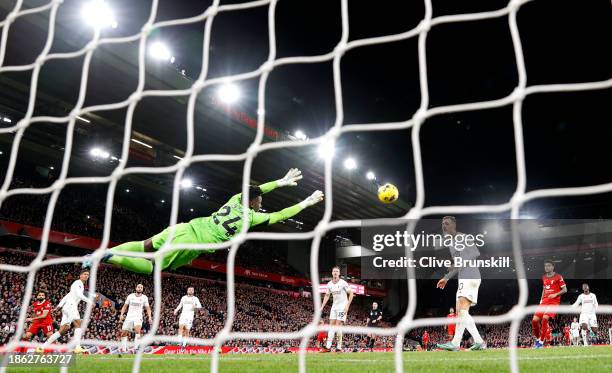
[436,342,459,351]
[469,342,486,351]
[82,252,113,269]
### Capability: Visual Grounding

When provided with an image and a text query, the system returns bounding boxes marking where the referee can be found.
[365,302,383,349]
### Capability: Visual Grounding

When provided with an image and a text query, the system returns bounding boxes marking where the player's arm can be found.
[344,286,354,313]
[572,294,582,308]
[259,168,303,193]
[549,284,567,299]
[26,309,50,322]
[593,294,598,311]
[320,291,330,313]
[250,190,324,227]
[119,299,129,321]
[73,283,93,305]
[436,267,459,289]
[145,299,153,324]
[56,294,67,310]
[229,169,304,202]
[173,297,184,316]
[195,298,202,310]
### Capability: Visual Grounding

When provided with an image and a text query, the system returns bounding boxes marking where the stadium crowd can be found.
[1,249,609,350]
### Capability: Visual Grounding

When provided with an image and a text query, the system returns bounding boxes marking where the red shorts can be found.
[534,304,559,319]
[28,322,53,335]
[448,328,455,337]
[317,333,326,342]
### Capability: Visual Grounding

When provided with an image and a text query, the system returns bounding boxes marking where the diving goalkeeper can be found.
[83,168,323,275]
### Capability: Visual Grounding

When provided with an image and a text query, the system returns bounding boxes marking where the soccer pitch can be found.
[9,346,612,373]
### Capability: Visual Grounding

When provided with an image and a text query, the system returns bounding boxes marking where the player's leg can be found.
[326,317,337,350]
[458,296,484,350]
[120,328,130,352]
[580,323,589,346]
[437,298,465,351]
[43,323,70,346]
[121,318,134,353]
[71,319,85,351]
[336,319,344,350]
[182,326,191,351]
[177,325,184,348]
[106,241,154,274]
[589,316,598,344]
[531,311,542,348]
[133,324,142,349]
[540,315,550,346]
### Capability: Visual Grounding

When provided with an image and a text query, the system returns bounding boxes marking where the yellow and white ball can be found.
[377,183,399,204]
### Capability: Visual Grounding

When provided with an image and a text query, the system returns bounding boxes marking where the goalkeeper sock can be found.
[326,331,335,349]
[107,241,153,274]
[134,334,141,348]
[43,332,61,346]
[122,337,128,351]
[460,310,483,344]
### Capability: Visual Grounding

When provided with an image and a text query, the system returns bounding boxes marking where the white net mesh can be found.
[0,0,611,372]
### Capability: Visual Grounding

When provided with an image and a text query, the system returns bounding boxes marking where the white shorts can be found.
[579,313,598,328]
[570,330,580,338]
[60,305,80,326]
[456,279,481,306]
[122,317,143,332]
[179,315,194,330]
[329,308,347,322]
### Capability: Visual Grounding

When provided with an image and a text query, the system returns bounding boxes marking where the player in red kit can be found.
[316,321,327,348]
[563,325,571,346]
[23,291,54,342]
[532,260,566,349]
[447,307,456,341]
[422,330,430,350]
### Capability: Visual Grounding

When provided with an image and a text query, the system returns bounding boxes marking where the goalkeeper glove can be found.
[277,168,303,187]
[299,190,324,209]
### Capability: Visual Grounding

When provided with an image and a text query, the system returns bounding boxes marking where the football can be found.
[377,183,399,204]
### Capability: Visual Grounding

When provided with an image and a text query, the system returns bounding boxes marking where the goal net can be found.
[0,0,611,372]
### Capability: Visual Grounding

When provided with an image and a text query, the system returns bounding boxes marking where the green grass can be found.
[8,346,612,373]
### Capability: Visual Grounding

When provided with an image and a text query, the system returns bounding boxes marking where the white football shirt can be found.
[327,279,350,310]
[570,321,580,332]
[573,293,598,314]
[178,295,202,318]
[58,280,90,308]
[125,293,149,319]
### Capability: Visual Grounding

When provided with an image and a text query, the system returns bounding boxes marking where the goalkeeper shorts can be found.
[150,223,202,270]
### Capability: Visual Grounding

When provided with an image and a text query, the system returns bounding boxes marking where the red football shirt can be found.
[540,273,565,305]
[563,326,570,336]
[422,332,429,343]
[32,300,53,324]
[447,313,456,334]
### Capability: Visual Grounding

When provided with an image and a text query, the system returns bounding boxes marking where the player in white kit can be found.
[43,270,93,352]
[572,283,598,346]
[320,266,354,351]
[570,317,580,346]
[436,216,485,351]
[173,287,202,352]
[119,284,152,352]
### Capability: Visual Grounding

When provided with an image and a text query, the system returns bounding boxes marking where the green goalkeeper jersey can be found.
[188,181,304,243]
